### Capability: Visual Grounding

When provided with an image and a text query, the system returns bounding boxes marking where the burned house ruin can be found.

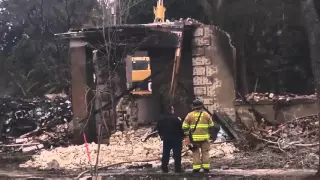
[55,19,317,144]
[55,21,237,143]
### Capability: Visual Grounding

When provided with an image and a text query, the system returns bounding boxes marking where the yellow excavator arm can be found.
[154,0,166,23]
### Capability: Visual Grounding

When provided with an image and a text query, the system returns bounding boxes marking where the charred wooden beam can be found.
[55,24,185,48]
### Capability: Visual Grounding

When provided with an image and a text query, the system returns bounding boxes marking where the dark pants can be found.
[161,137,182,171]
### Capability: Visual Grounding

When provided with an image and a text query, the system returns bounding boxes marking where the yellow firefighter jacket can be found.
[182,111,214,141]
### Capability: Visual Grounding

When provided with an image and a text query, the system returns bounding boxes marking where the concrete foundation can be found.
[235,99,318,128]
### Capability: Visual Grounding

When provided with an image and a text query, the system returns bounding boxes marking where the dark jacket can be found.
[156,113,184,140]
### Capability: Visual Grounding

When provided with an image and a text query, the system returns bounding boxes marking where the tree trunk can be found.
[300,0,320,176]
[236,24,249,96]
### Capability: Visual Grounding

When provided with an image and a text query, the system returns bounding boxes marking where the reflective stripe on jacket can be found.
[182,111,214,141]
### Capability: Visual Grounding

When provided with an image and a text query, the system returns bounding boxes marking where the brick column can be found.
[70,39,96,144]
[192,25,236,120]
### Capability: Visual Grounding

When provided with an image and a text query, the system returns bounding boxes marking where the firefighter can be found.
[156,105,184,173]
[182,99,214,173]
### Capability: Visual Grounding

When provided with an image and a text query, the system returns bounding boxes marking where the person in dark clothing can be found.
[156,105,184,173]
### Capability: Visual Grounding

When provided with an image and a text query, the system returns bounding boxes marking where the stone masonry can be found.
[192,25,236,121]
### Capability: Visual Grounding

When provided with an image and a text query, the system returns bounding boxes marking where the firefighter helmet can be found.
[192,99,203,109]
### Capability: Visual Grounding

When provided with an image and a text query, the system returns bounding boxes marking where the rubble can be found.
[250,115,319,149]
[0,94,72,152]
[171,18,203,25]
[0,95,237,171]
[236,92,316,103]
[20,128,160,170]
[239,114,319,169]
[20,127,237,170]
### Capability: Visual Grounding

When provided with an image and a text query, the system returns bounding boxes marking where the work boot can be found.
[161,166,169,173]
[175,168,184,173]
[203,169,210,173]
[192,169,200,173]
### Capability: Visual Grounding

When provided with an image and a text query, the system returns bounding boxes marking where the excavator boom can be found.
[154,0,166,23]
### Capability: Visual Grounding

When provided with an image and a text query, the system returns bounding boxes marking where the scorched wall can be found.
[191,25,236,120]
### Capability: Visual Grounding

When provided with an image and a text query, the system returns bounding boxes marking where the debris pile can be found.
[237,92,316,102]
[177,18,202,25]
[251,115,319,150]
[21,128,162,170]
[209,142,238,159]
[0,94,72,152]
[163,18,202,25]
[21,128,237,170]
[247,115,319,168]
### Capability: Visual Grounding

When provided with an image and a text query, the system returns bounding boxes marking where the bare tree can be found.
[86,0,147,175]
[301,0,320,177]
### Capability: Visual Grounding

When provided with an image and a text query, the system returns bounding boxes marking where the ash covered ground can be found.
[19,128,237,170]
[0,93,318,176]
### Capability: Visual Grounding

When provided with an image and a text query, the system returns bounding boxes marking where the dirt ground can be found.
[2,143,318,172]
[0,147,318,179]
[0,145,318,171]
[0,126,318,179]
[210,150,318,170]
